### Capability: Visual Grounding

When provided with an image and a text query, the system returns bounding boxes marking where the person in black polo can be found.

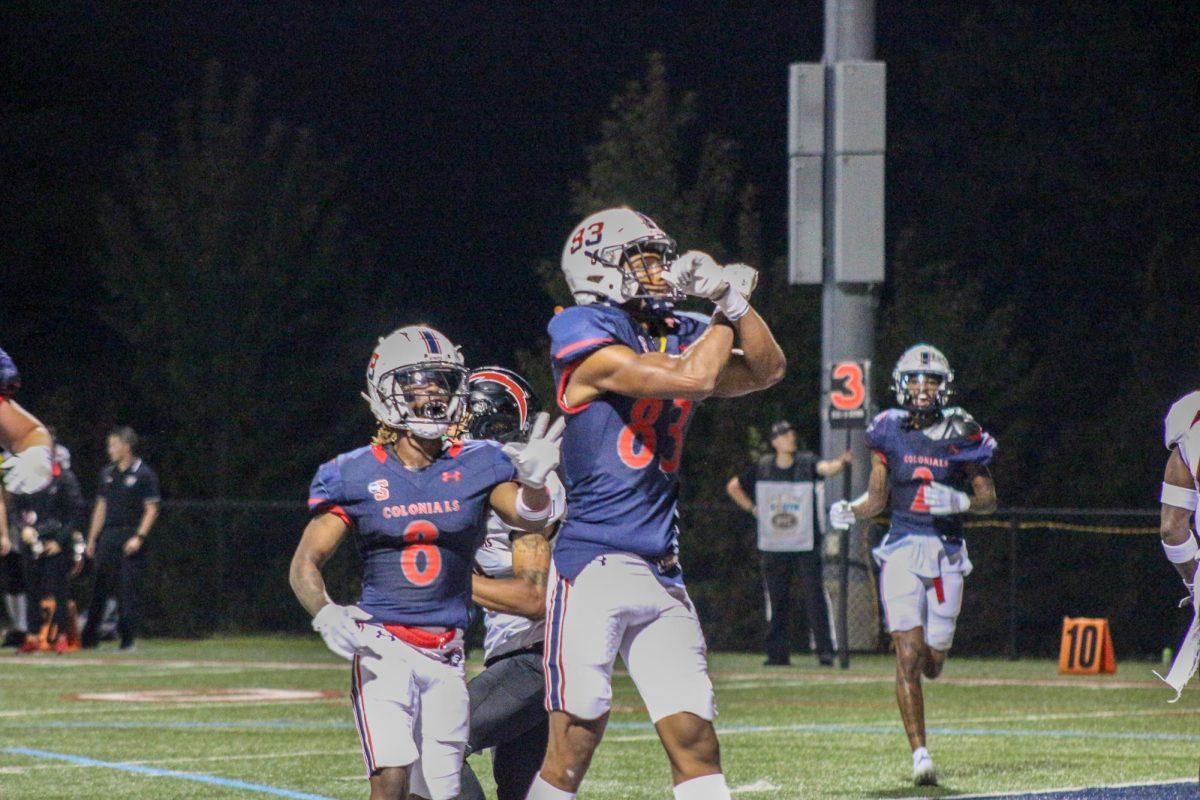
[82,427,160,650]
[726,420,850,666]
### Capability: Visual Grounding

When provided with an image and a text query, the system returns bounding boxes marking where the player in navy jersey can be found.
[455,367,566,800]
[0,347,53,496]
[830,344,997,787]
[526,208,785,800]
[289,326,564,800]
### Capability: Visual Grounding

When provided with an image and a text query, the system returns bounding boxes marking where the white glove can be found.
[1,445,53,494]
[312,603,376,661]
[663,251,729,300]
[829,500,856,530]
[924,482,971,516]
[502,412,565,490]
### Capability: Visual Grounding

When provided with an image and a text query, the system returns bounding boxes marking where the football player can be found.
[0,347,53,496]
[289,327,564,800]
[527,208,785,800]
[456,367,566,800]
[1154,391,1200,699]
[830,344,997,786]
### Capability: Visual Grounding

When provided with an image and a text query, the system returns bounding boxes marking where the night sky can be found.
[3,2,1198,505]
[2,1,826,365]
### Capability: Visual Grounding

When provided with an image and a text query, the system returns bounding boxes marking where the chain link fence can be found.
[62,501,1181,660]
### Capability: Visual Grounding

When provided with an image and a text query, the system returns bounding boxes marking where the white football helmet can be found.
[560,207,680,305]
[892,343,954,410]
[362,326,469,440]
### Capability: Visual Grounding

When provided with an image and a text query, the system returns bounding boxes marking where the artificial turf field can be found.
[0,636,1196,799]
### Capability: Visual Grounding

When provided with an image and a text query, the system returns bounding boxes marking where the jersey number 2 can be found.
[910,467,934,512]
[617,398,693,473]
[401,521,441,587]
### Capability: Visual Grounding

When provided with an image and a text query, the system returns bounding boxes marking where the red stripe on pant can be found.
[556,580,570,710]
[932,576,945,605]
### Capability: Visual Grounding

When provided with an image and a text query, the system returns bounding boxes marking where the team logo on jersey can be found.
[441,470,461,483]
[367,479,390,501]
[124,475,137,487]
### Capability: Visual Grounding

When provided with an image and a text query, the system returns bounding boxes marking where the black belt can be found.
[484,641,544,669]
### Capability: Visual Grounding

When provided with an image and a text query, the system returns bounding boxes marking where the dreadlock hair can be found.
[372,423,401,448]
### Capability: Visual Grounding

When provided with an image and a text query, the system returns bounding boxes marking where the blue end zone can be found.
[948,779,1196,800]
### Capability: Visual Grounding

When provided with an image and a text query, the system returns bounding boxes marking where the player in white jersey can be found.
[455,367,567,800]
[1154,391,1200,699]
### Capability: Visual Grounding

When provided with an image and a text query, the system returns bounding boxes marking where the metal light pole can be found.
[790,0,884,659]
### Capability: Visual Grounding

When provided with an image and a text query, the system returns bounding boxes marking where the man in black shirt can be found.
[726,420,850,666]
[82,427,160,650]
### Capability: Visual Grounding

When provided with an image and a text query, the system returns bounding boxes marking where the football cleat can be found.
[912,749,938,786]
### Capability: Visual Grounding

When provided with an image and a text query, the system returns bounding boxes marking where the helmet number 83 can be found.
[400,520,442,587]
[617,398,693,473]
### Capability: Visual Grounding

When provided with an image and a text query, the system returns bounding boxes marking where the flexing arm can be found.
[471,530,552,618]
[1161,448,1198,585]
[712,307,787,397]
[563,320,736,407]
[849,453,890,521]
[289,513,351,617]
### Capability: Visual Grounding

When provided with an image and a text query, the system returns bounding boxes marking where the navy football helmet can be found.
[0,347,21,399]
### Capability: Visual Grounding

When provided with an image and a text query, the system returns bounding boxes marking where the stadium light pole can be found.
[789,0,884,664]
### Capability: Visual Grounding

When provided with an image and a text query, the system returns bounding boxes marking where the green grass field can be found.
[0,636,1195,799]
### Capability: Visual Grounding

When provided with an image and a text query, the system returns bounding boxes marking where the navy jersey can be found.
[0,347,19,398]
[548,303,709,583]
[308,440,517,629]
[865,407,996,547]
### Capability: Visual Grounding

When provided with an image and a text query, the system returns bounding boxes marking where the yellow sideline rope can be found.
[960,520,1158,536]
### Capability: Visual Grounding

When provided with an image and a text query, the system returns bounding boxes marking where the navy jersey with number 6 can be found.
[864,407,996,548]
[548,303,708,584]
[307,440,517,629]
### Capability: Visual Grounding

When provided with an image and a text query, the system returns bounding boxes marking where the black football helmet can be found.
[464,367,540,444]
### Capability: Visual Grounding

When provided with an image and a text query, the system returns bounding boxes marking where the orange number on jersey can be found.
[617,399,692,473]
[618,398,662,469]
[400,520,442,587]
[910,466,934,512]
[831,362,866,411]
[659,400,693,474]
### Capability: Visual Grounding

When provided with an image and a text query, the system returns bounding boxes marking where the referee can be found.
[82,427,160,651]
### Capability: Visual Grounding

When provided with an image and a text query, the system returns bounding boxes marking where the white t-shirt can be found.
[474,472,566,662]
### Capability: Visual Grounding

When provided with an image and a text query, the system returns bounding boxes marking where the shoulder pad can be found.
[1165,391,1200,450]
[548,305,629,364]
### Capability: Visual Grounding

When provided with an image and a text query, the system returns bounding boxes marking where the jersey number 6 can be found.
[617,398,693,474]
[401,520,442,587]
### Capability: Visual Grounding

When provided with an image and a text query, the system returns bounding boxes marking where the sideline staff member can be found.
[82,427,160,651]
[726,420,849,666]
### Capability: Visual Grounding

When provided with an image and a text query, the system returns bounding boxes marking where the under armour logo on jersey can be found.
[367,479,390,501]
[442,471,461,483]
